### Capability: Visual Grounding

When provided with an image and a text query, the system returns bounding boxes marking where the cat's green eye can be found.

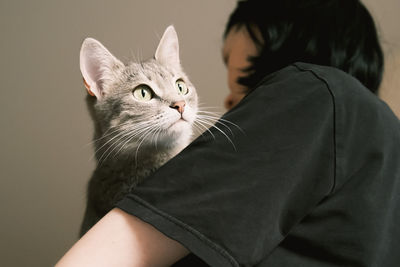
[176,80,188,95]
[133,85,153,101]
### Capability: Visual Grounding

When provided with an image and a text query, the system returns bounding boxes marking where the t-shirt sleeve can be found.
[116,67,336,267]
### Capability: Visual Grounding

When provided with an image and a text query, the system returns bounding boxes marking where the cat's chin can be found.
[171,118,188,127]
[167,118,191,135]
[155,119,190,146]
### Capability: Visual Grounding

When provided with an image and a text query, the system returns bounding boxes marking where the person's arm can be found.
[56,208,189,267]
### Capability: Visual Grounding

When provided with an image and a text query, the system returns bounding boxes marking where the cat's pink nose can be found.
[170,101,186,114]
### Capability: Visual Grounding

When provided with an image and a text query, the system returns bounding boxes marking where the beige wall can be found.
[0,1,398,266]
[363,0,400,116]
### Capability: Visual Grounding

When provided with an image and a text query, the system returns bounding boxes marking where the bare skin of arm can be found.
[56,208,189,267]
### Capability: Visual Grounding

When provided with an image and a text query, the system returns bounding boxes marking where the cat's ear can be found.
[79,38,124,99]
[155,25,180,67]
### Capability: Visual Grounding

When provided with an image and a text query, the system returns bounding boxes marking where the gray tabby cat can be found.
[79,26,199,236]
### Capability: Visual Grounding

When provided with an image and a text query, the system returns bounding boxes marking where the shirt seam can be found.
[125,194,240,267]
[293,63,338,194]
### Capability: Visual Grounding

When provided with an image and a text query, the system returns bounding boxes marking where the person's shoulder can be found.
[249,61,398,130]
[243,63,339,117]
[252,62,364,100]
[292,62,355,81]
[237,63,336,123]
[294,62,397,116]
[291,62,368,98]
[250,63,333,100]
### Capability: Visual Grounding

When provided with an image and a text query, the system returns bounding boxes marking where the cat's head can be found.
[80,26,198,159]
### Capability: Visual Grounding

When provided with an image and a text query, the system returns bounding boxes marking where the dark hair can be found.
[225,0,384,93]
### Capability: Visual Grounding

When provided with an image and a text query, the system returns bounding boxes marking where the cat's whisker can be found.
[150,125,163,150]
[87,117,156,146]
[101,130,147,164]
[197,103,221,109]
[192,122,210,139]
[132,48,141,63]
[196,118,237,151]
[218,118,244,133]
[149,127,157,149]
[151,124,163,150]
[118,117,164,157]
[88,124,133,146]
[196,115,234,136]
[113,124,159,160]
[134,126,159,167]
[193,120,216,140]
[196,112,244,133]
[98,124,155,164]
[156,127,164,150]
[141,118,167,151]
[95,127,137,158]
[93,127,134,162]
[197,114,246,138]
[131,123,161,152]
[94,118,157,155]
[86,123,129,147]
[98,129,137,164]
[109,128,148,160]
[197,110,222,115]
[110,122,158,156]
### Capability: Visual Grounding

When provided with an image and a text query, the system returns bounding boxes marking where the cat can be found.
[79,26,201,236]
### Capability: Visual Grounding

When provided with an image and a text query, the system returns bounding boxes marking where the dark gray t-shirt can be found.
[116,63,400,267]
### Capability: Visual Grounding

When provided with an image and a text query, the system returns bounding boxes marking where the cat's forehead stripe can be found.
[157,70,165,78]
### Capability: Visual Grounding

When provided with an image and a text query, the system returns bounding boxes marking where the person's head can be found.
[223,0,384,110]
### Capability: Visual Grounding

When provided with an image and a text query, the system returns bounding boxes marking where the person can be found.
[57,0,400,266]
